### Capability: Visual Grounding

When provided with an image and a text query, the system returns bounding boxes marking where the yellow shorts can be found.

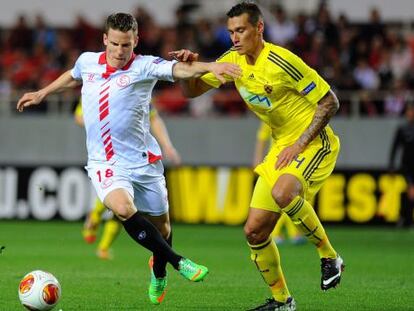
[251,127,340,212]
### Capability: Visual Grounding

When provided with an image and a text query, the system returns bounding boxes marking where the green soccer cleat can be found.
[178,258,209,282]
[148,256,167,305]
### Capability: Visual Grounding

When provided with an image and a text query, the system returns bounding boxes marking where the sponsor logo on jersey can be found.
[239,87,271,108]
[86,73,95,82]
[301,81,316,95]
[116,74,131,88]
[248,95,271,107]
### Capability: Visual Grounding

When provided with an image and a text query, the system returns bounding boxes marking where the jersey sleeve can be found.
[71,53,86,80]
[200,49,236,88]
[256,122,272,141]
[275,48,330,104]
[144,56,177,82]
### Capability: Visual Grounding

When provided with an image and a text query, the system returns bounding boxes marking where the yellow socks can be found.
[98,218,122,251]
[284,196,336,259]
[248,237,290,302]
[271,213,300,240]
[284,214,300,239]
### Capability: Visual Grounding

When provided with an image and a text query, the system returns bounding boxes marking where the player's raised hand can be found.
[208,62,242,85]
[16,91,45,112]
[169,49,199,62]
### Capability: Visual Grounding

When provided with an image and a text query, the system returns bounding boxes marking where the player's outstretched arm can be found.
[172,61,241,83]
[275,90,340,169]
[17,70,80,112]
[169,49,234,98]
[180,76,214,98]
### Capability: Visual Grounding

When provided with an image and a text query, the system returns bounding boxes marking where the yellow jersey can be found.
[201,41,332,146]
[256,121,272,142]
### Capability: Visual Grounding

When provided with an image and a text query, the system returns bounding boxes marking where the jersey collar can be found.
[244,41,269,67]
[99,52,136,79]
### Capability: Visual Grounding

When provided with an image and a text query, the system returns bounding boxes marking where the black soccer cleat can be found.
[321,255,345,291]
[246,297,296,311]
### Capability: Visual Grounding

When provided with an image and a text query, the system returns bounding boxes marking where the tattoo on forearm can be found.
[297,91,339,148]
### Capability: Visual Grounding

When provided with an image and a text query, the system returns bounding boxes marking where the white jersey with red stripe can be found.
[71,52,176,168]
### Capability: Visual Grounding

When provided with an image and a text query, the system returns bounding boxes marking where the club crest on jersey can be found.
[264,84,273,94]
[116,74,130,88]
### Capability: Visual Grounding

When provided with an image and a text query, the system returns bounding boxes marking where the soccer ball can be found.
[18,270,61,310]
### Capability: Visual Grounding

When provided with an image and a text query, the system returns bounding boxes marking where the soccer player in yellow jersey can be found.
[75,101,181,260]
[172,2,344,310]
[253,122,306,246]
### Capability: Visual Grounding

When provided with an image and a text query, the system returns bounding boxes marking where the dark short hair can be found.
[105,13,138,34]
[226,2,263,26]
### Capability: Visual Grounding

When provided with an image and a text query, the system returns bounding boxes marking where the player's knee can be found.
[244,224,269,245]
[112,201,135,221]
[272,188,296,209]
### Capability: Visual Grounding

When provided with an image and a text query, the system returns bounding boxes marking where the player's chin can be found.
[113,59,127,68]
[234,48,245,55]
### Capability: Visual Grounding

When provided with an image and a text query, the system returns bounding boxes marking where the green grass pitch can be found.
[1,221,414,310]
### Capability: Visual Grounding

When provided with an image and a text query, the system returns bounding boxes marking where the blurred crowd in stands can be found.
[1,2,414,117]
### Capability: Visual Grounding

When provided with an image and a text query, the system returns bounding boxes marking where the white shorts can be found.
[86,161,169,216]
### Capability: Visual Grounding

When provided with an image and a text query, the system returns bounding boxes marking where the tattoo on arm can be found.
[296,90,339,148]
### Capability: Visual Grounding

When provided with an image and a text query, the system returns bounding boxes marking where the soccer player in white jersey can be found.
[17,12,241,306]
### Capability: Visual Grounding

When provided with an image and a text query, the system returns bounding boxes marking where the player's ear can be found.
[257,20,264,35]
[134,35,139,48]
[103,33,108,46]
